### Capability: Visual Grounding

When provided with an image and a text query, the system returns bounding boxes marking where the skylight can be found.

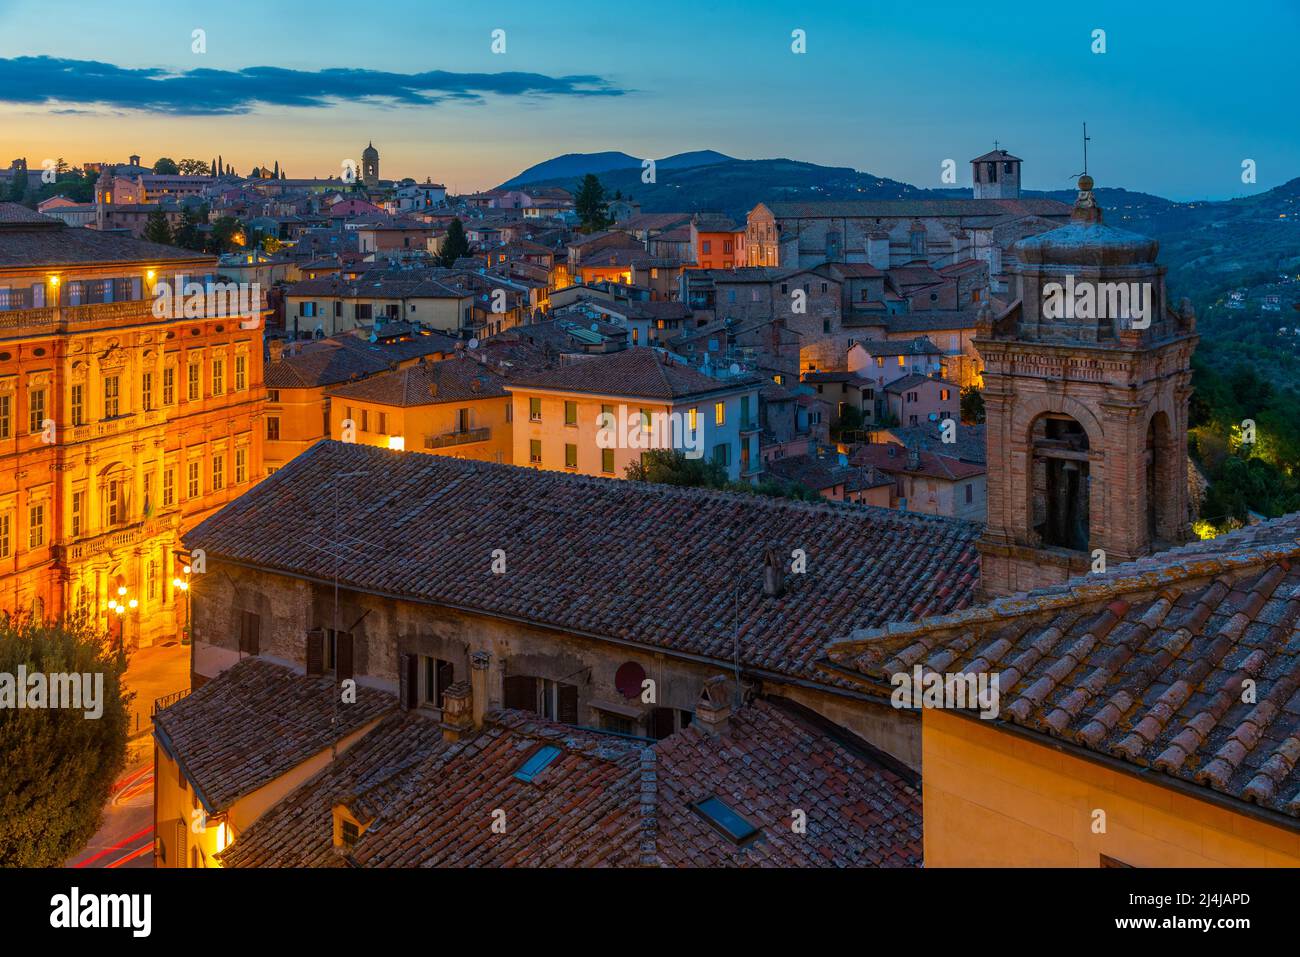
[694,797,760,844]
[514,745,562,783]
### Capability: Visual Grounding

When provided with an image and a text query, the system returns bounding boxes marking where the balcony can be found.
[425,427,490,449]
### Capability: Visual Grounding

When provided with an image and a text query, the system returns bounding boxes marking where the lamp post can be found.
[106,585,137,656]
[172,565,192,646]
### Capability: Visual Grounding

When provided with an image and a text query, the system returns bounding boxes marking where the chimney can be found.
[695,675,732,736]
[762,545,785,598]
[268,339,284,363]
[439,681,474,742]
[470,651,491,730]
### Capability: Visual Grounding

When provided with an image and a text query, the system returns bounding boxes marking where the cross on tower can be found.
[1082,122,1090,175]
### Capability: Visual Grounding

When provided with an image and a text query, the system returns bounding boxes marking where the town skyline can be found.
[2,0,1298,199]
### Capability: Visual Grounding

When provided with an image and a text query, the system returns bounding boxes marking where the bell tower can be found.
[975,176,1197,597]
[361,142,380,189]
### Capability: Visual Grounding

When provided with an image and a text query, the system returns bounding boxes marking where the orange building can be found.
[0,203,266,647]
[690,215,746,270]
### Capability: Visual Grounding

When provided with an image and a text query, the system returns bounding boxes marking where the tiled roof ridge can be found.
[831,537,1300,661]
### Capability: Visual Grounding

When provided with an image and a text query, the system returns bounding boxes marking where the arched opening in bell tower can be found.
[1030,414,1091,551]
[1146,410,1178,550]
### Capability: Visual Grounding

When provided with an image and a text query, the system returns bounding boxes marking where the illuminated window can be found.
[163,366,175,405]
[103,376,120,418]
[0,513,9,557]
[187,362,200,401]
[70,384,84,426]
[163,468,175,508]
[71,491,83,537]
[0,395,9,438]
[234,355,246,391]
[688,407,698,430]
[28,388,45,434]
[640,409,652,433]
[714,401,725,426]
[141,372,153,411]
[186,461,200,499]
[940,389,950,401]
[897,355,905,367]
[28,504,44,549]
[266,416,280,441]
[875,357,884,368]
[211,358,224,395]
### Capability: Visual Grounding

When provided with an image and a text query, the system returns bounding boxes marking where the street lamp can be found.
[107,586,135,655]
[173,564,192,646]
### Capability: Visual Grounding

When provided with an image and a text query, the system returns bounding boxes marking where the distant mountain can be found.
[499,150,735,189]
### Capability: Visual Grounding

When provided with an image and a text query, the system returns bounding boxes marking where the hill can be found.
[500,150,736,189]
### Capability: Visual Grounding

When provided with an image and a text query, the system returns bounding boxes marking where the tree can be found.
[7,172,25,203]
[153,157,179,175]
[208,216,245,253]
[574,174,612,232]
[625,449,729,488]
[143,209,173,245]
[172,205,208,251]
[438,218,471,266]
[0,614,130,866]
[960,385,986,424]
[177,158,211,176]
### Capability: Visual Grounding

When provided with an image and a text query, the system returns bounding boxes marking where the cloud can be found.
[0,56,628,115]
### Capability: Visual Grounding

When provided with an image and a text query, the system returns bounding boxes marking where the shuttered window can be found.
[503,675,538,712]
[239,611,260,656]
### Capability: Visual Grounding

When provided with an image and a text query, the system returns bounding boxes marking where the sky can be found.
[0,0,1296,200]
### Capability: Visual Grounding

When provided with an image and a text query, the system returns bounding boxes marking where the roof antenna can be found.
[1071,122,1091,181]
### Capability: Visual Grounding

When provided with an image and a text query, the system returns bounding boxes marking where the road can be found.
[67,761,156,868]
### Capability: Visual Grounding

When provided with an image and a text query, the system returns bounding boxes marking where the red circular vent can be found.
[614,662,646,699]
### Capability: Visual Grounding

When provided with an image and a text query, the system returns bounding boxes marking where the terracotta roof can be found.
[184,441,983,684]
[765,453,891,494]
[883,373,955,394]
[0,206,216,268]
[761,198,1070,220]
[153,658,394,814]
[507,347,755,401]
[822,513,1300,826]
[263,331,456,390]
[879,423,987,465]
[855,337,942,357]
[326,356,508,406]
[219,696,921,867]
[852,442,985,481]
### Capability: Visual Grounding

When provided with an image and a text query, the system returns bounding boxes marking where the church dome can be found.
[1015,176,1158,267]
[362,142,379,159]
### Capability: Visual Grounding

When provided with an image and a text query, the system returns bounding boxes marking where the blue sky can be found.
[0,0,1296,198]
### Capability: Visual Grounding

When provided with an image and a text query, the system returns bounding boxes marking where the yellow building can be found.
[0,203,266,647]
[822,517,1300,866]
[262,328,457,475]
[325,355,512,464]
[505,347,762,482]
[153,658,393,867]
[284,275,472,338]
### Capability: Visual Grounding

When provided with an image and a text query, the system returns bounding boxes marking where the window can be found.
[420,656,455,707]
[235,448,247,484]
[514,745,562,783]
[639,408,652,434]
[529,397,541,421]
[0,394,9,438]
[714,401,725,426]
[211,358,224,395]
[28,504,44,549]
[688,407,698,431]
[141,372,153,411]
[360,409,369,432]
[340,818,360,848]
[187,362,200,401]
[529,439,541,464]
[875,356,884,368]
[107,478,123,525]
[564,400,577,426]
[564,443,577,469]
[940,388,951,401]
[265,416,280,441]
[186,461,200,499]
[70,384,84,426]
[266,389,279,403]
[713,443,731,467]
[28,389,45,433]
[601,712,634,735]
[103,375,120,418]
[234,355,246,391]
[163,468,175,508]
[163,366,175,405]
[0,513,9,558]
[211,454,224,491]
[71,491,83,537]
[694,796,759,844]
[601,448,615,474]
[239,610,261,655]
[965,483,974,504]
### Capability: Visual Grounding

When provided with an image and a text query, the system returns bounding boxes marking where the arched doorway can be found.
[1146,411,1178,549]
[1030,414,1091,551]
